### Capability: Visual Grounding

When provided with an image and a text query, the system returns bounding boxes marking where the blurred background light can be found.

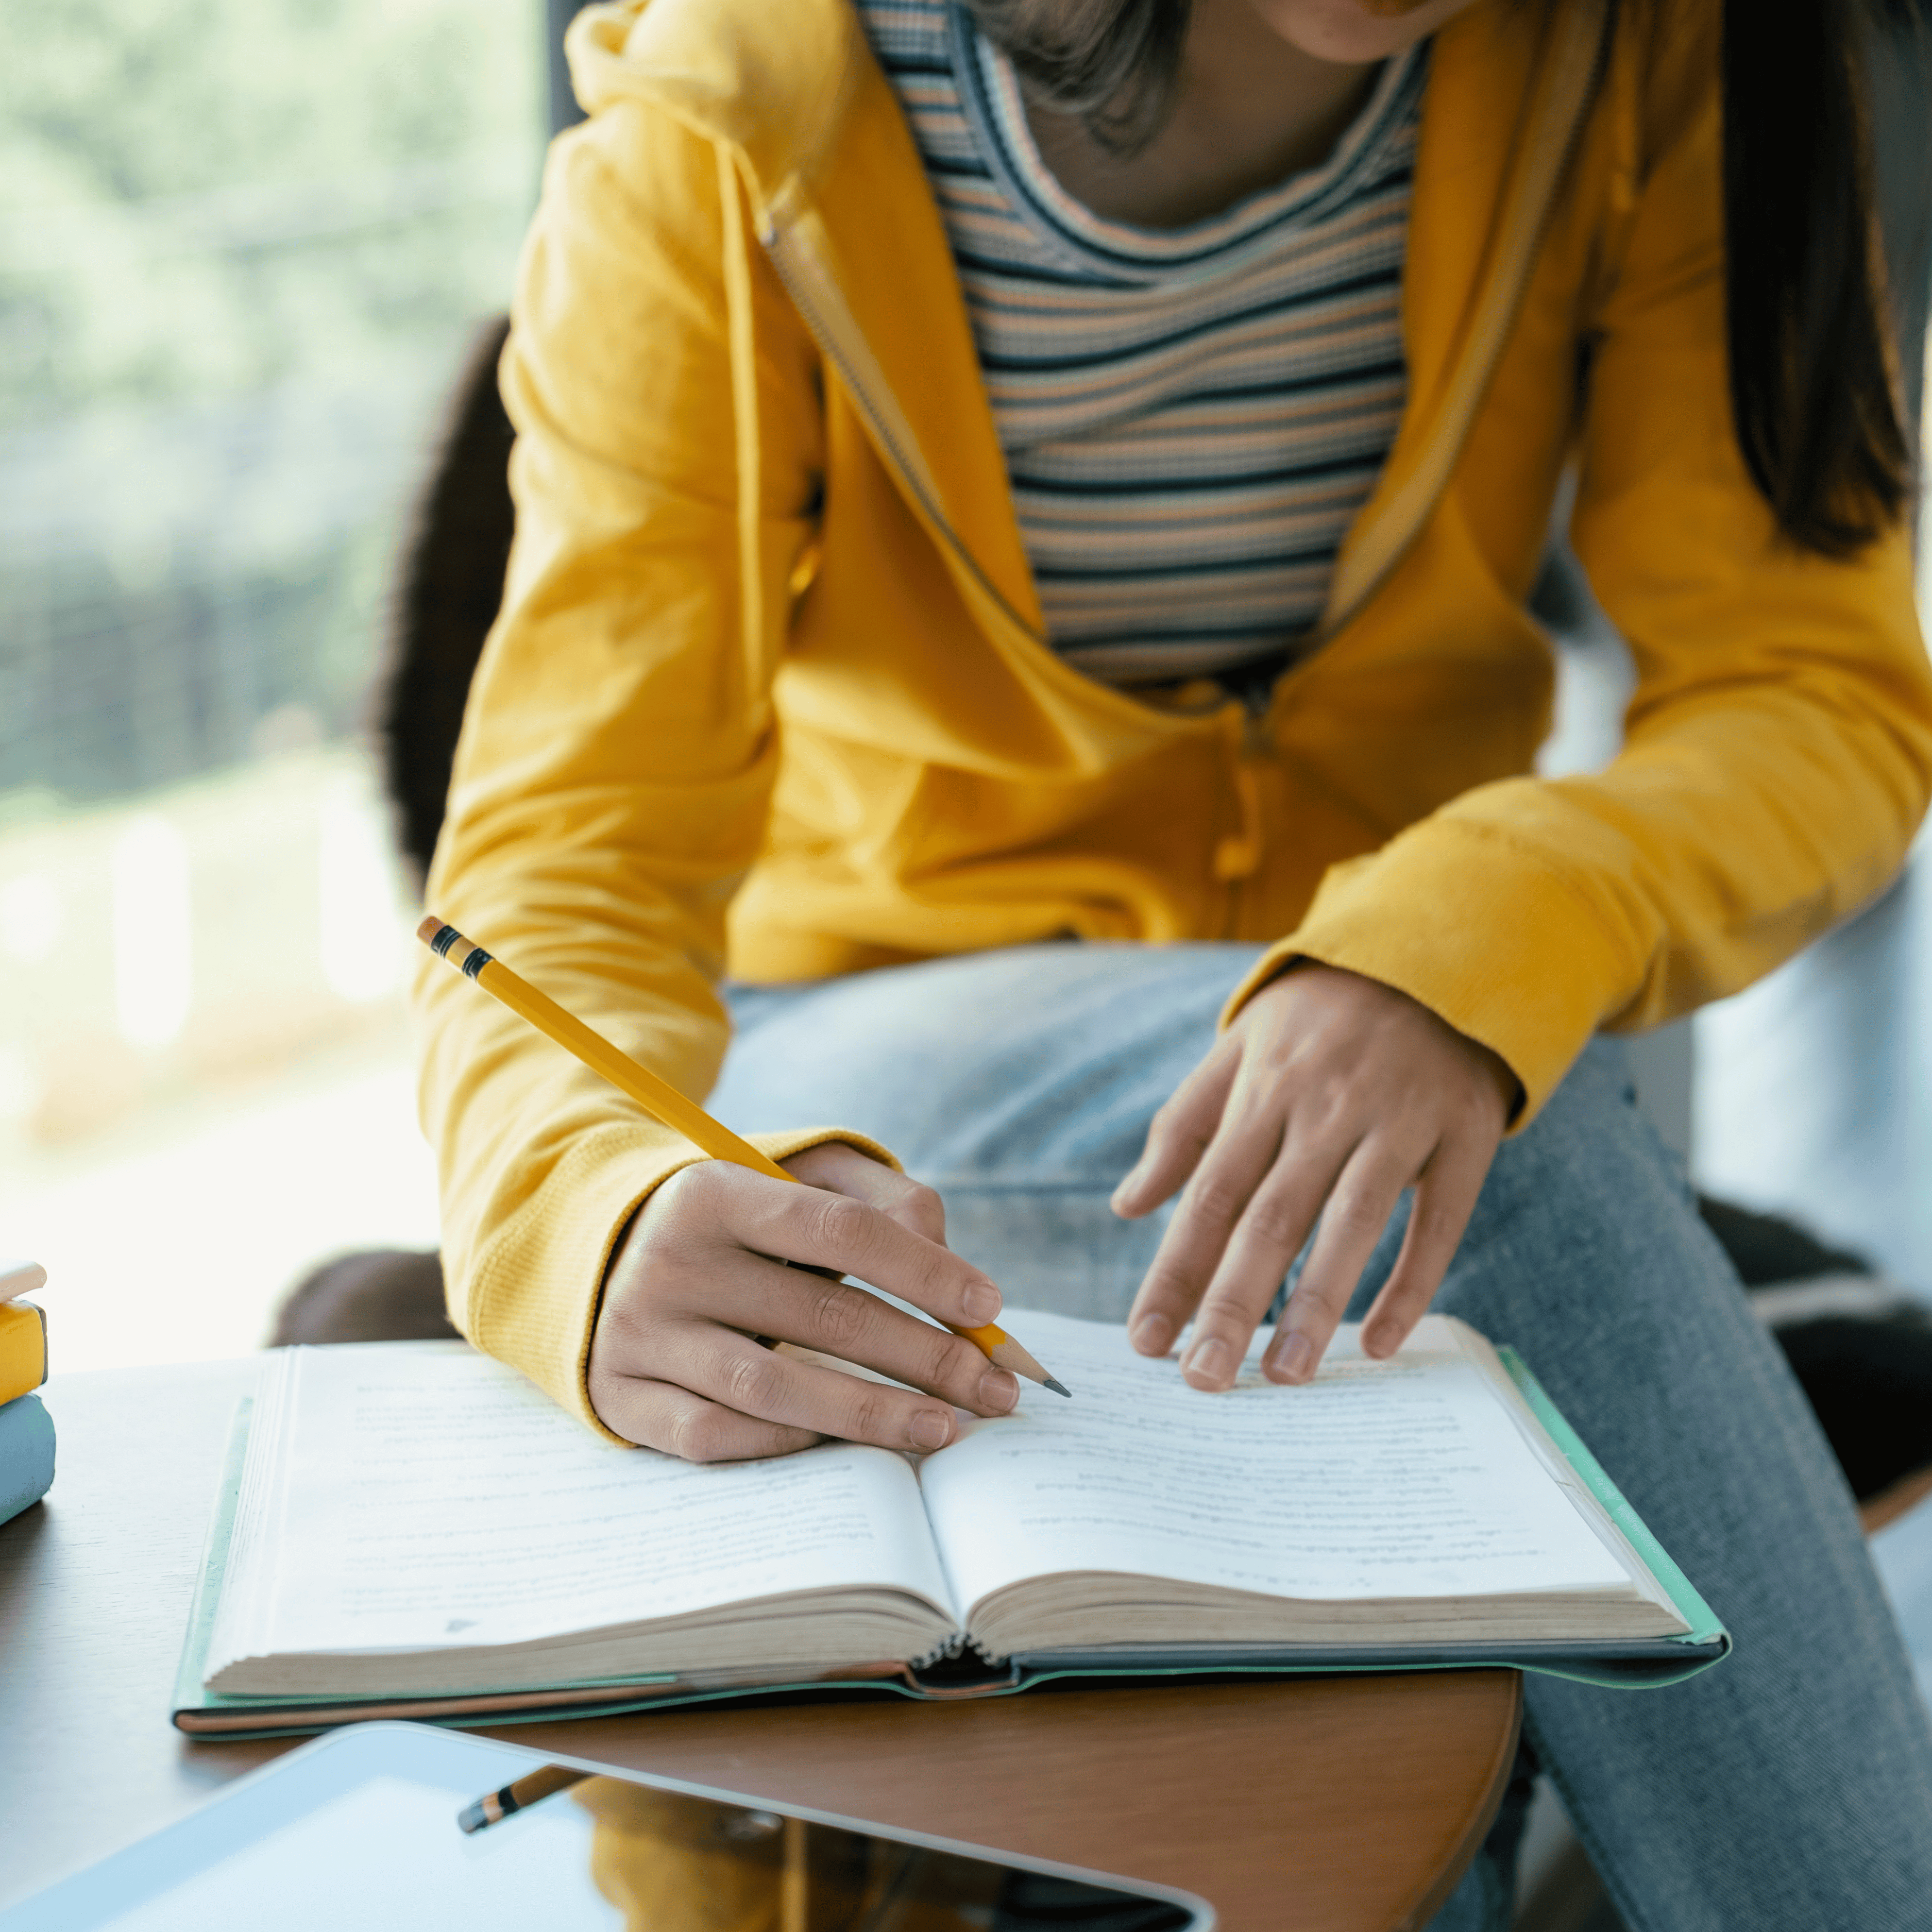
[1,0,543,1363]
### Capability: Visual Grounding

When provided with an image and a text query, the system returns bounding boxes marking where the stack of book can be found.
[1,1258,54,1528]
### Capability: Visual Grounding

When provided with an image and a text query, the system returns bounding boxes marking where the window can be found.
[1,0,543,1366]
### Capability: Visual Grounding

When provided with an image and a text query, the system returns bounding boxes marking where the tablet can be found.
[0,1721,1213,1931]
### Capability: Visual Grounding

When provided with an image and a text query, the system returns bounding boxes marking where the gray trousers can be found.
[714,941,1932,1931]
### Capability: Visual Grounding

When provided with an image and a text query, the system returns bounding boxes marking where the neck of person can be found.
[1024,0,1383,230]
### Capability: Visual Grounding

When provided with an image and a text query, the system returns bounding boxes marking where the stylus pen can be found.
[457,1764,588,1834]
[418,916,1070,1397]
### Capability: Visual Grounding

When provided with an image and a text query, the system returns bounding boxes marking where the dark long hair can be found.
[964,0,1917,558]
[1725,1,1914,554]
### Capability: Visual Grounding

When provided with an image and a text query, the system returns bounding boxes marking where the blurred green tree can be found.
[0,0,542,801]
[1,0,541,422]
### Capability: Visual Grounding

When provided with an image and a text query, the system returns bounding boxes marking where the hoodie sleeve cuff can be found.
[1219,824,1637,1133]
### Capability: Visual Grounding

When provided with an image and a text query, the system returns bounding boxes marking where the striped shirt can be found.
[856,1,1426,690]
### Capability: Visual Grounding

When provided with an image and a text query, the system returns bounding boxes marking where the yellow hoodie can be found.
[417,0,1932,1437]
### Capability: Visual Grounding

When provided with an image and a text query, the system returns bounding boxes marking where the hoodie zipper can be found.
[751,0,1610,940]
[1216,0,1612,938]
[760,217,1045,655]
[763,216,1284,936]
[1296,0,1613,648]
[1212,697,1276,938]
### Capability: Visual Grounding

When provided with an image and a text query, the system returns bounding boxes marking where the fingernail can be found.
[978,1369,1020,1414]
[1131,1312,1175,1357]
[1183,1337,1230,1386]
[962,1280,1001,1326]
[1273,1332,1315,1382]
[909,1409,953,1451]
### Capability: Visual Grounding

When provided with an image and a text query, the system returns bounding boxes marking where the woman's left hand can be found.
[1112,962,1519,1388]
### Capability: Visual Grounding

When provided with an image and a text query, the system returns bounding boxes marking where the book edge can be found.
[172,1631,1735,1739]
[172,1394,257,1719]
[1493,1346,1728,1652]
[0,1388,56,1524]
[0,1299,48,1404]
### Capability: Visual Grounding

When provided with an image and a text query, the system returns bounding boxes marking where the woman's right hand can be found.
[586,1141,1020,1461]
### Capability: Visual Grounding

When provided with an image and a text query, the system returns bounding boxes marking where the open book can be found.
[173,1312,1726,1735]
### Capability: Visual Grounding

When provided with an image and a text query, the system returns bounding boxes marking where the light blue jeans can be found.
[712,942,1932,1931]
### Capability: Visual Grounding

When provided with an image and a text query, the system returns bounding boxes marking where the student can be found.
[415,0,1932,1923]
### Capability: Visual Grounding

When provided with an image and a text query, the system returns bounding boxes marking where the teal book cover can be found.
[0,1391,56,1527]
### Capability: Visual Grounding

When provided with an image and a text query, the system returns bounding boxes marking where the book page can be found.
[211,1344,957,1669]
[919,1312,1633,1620]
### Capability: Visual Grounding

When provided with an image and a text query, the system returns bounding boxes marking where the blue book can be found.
[0,1391,55,1528]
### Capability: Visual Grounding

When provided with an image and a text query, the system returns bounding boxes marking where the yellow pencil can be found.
[418,916,1070,1397]
[456,1763,588,1834]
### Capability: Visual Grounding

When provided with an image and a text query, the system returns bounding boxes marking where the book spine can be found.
[0,1300,47,1407]
[0,1392,56,1526]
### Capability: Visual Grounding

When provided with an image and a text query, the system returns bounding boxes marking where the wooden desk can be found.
[0,1361,1521,1929]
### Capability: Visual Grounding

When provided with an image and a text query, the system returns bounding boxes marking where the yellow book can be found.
[0,1299,48,1406]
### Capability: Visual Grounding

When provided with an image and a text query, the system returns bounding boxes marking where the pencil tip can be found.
[1043,1378,1072,1398]
[456,1802,488,1835]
